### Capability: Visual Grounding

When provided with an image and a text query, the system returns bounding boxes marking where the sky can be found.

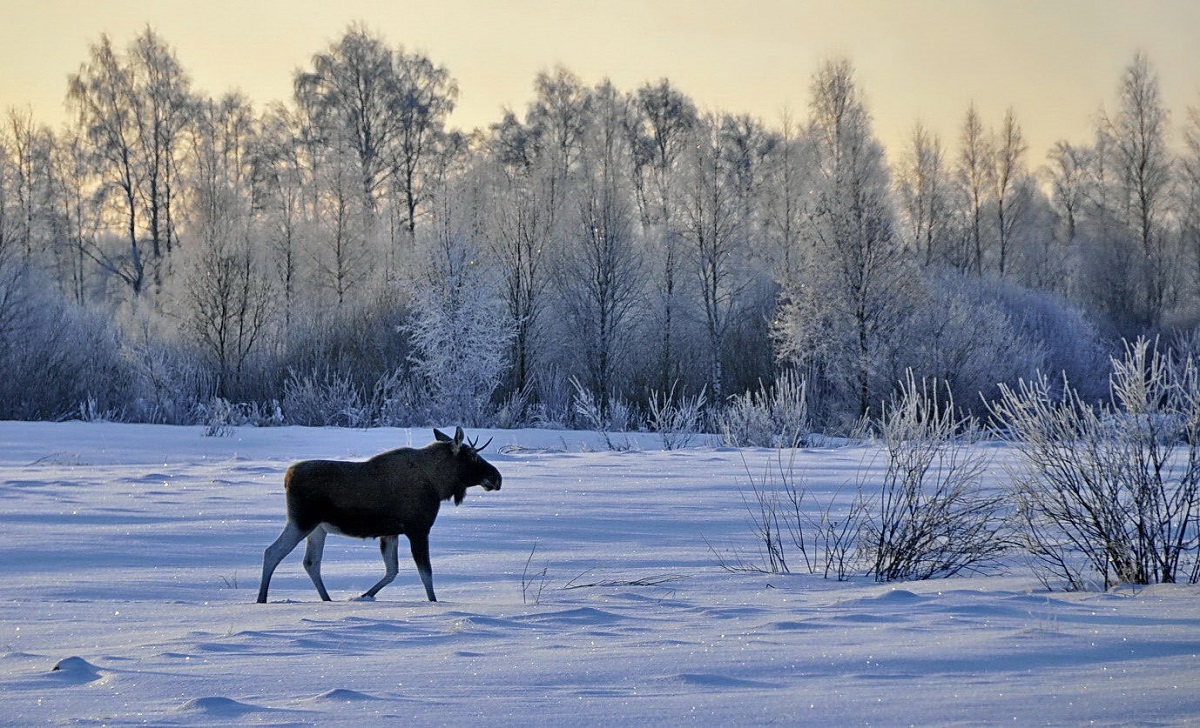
[2,0,1200,164]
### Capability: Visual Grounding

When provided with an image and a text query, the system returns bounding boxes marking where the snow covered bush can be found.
[718,370,809,448]
[647,383,706,450]
[570,376,635,450]
[718,374,1006,582]
[863,374,1008,582]
[0,261,131,420]
[282,368,365,427]
[992,338,1200,589]
[406,285,514,426]
[123,309,222,425]
[719,450,866,580]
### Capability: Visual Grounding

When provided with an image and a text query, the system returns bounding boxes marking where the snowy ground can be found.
[0,421,1198,725]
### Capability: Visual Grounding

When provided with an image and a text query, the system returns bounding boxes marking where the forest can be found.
[1,24,1198,434]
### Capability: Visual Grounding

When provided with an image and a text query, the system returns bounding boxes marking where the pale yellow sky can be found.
[3,0,1199,163]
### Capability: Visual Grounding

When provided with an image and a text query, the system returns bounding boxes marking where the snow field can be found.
[0,421,1198,725]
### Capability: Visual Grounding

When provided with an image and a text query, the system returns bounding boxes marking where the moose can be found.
[257,427,502,603]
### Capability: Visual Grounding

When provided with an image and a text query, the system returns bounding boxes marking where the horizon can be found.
[2,1,1200,162]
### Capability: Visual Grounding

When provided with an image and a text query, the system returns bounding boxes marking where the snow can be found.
[1,420,1198,725]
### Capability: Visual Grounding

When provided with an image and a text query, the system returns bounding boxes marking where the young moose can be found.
[257,427,502,603]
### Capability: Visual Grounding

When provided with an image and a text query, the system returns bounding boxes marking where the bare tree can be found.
[67,34,146,295]
[956,103,991,275]
[130,27,195,271]
[5,108,53,261]
[557,81,643,406]
[630,79,697,391]
[389,48,458,243]
[296,24,398,230]
[992,107,1028,277]
[896,121,950,267]
[252,103,310,330]
[1105,52,1172,328]
[48,127,99,303]
[1051,143,1086,244]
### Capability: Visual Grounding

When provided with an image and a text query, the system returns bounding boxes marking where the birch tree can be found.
[956,103,991,275]
[992,108,1028,277]
[775,58,904,420]
[896,121,950,267]
[630,79,696,390]
[1105,52,1172,327]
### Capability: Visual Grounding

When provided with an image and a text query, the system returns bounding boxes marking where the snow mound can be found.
[309,688,380,703]
[178,696,266,717]
[50,656,102,684]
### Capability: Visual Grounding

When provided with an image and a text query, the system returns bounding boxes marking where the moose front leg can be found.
[408,531,436,602]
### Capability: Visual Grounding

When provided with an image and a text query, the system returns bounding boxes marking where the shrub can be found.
[570,376,636,450]
[282,368,365,427]
[0,263,132,420]
[647,383,706,450]
[863,373,1008,582]
[719,370,809,448]
[992,338,1200,589]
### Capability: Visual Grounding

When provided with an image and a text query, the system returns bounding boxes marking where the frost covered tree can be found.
[555,81,643,407]
[47,127,98,304]
[896,121,951,267]
[680,114,742,399]
[775,58,905,422]
[1105,52,1172,328]
[488,68,585,398]
[1181,103,1200,300]
[180,96,272,400]
[956,102,991,275]
[251,103,311,330]
[4,108,54,263]
[991,107,1028,277]
[629,79,697,391]
[408,157,514,424]
[761,109,817,282]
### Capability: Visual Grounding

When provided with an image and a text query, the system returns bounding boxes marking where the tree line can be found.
[1,25,1198,431]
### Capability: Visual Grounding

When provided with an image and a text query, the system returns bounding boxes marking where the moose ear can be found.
[453,426,465,445]
[433,428,451,443]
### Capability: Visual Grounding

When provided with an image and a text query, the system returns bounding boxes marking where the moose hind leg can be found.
[302,525,332,601]
[408,532,436,602]
[360,536,400,600]
[258,521,308,603]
